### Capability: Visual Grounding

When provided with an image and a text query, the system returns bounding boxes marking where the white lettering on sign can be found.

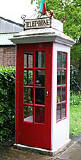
[24,17,51,30]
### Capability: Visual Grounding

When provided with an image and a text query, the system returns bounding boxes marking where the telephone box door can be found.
[16,43,52,150]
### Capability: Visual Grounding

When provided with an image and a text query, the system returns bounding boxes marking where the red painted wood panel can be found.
[16,42,52,150]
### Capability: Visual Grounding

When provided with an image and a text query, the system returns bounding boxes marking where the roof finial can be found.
[40,0,46,15]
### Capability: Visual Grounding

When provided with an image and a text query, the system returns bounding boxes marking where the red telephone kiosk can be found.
[11,16,74,153]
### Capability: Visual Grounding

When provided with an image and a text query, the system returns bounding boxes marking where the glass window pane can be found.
[57,104,61,120]
[57,87,61,103]
[24,87,33,104]
[35,107,45,123]
[24,52,33,68]
[24,70,33,85]
[62,53,66,68]
[35,70,45,87]
[57,70,61,85]
[62,103,66,118]
[57,52,61,68]
[62,70,66,84]
[62,87,66,101]
[35,51,45,68]
[24,106,33,122]
[35,88,45,105]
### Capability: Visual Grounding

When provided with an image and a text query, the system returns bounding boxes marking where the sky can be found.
[0,0,36,24]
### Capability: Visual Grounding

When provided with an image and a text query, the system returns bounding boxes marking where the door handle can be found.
[46,91,49,96]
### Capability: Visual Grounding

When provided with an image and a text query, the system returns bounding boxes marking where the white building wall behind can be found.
[51,42,70,152]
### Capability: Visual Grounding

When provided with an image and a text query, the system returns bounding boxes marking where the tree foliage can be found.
[71,43,81,69]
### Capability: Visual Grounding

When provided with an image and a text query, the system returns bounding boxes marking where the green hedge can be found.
[71,43,81,70]
[0,66,15,143]
[70,65,81,92]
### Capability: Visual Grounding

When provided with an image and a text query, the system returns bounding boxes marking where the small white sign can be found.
[24,17,51,30]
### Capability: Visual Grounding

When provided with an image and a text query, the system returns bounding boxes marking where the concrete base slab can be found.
[14,144,53,156]
[14,140,72,157]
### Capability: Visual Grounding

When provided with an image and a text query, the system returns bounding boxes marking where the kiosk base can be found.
[14,140,71,157]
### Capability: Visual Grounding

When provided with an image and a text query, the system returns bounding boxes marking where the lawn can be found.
[70,92,81,136]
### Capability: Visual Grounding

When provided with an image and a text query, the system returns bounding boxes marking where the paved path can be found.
[0,138,81,160]
[56,139,81,160]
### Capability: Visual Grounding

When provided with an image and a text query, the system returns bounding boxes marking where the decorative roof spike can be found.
[42,0,45,4]
[40,0,46,15]
[42,2,46,15]
[40,2,43,13]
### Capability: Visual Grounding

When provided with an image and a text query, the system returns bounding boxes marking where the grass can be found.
[70,92,81,136]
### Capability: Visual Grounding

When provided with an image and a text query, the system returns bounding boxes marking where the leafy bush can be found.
[70,43,81,93]
[70,92,81,136]
[70,65,81,92]
[71,43,81,70]
[0,66,15,143]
